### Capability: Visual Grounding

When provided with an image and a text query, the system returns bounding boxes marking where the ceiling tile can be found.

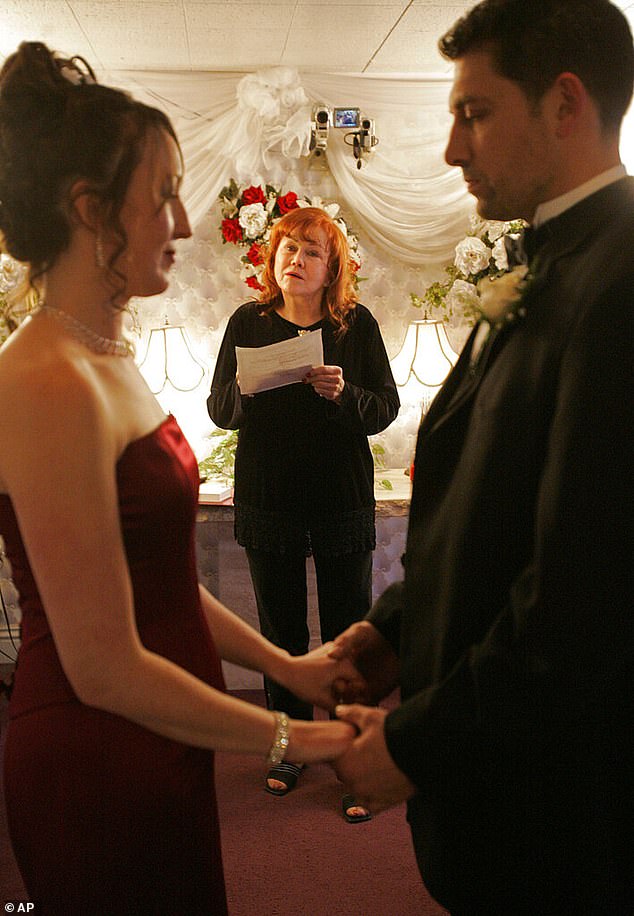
[185,1,296,32]
[71,0,189,68]
[368,3,465,73]
[189,30,291,69]
[1,1,94,61]
[291,4,403,30]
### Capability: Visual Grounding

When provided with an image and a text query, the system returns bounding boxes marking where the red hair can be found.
[257,207,357,334]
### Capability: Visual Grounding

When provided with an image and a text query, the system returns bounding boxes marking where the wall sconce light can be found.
[391,318,459,412]
[138,317,206,395]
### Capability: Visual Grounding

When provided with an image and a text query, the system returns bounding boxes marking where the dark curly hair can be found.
[257,207,358,336]
[439,0,634,133]
[0,41,181,300]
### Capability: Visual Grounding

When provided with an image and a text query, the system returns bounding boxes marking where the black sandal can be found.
[265,762,305,796]
[342,793,372,823]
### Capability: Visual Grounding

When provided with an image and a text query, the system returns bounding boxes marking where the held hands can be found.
[282,642,368,713]
[333,704,417,813]
[329,621,400,705]
[286,717,357,765]
[304,365,344,402]
[273,645,365,766]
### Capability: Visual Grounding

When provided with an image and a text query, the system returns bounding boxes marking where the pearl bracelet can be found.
[266,711,290,766]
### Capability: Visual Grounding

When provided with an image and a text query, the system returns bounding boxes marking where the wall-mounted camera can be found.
[310,104,331,156]
[359,117,377,150]
[308,104,378,167]
[348,114,379,169]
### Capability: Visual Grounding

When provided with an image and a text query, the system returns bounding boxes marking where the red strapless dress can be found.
[1,416,228,914]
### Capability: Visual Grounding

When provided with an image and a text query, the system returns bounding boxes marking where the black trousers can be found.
[245,547,373,720]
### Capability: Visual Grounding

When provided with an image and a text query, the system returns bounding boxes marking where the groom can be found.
[332,1,634,913]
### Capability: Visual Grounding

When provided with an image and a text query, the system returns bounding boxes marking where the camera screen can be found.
[333,107,360,129]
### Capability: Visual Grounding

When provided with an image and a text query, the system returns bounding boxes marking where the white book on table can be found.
[199,480,233,503]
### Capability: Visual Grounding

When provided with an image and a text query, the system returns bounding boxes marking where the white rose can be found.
[0,254,26,294]
[477,265,529,322]
[238,203,268,239]
[454,236,491,276]
[486,221,505,242]
[446,279,480,312]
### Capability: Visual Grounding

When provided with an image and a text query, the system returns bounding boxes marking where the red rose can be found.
[246,243,265,266]
[245,275,264,292]
[221,218,243,244]
[277,191,299,214]
[241,185,267,206]
[349,258,361,272]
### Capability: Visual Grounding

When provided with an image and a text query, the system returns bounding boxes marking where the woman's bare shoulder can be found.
[0,318,101,418]
[0,320,117,489]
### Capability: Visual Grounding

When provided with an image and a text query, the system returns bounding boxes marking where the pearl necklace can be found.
[38,305,133,357]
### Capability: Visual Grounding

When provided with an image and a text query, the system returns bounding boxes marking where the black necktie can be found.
[506,224,551,266]
[522,226,538,263]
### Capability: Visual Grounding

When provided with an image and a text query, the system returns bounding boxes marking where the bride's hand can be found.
[285,717,356,764]
[277,642,368,712]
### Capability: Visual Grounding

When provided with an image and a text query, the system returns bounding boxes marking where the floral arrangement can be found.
[0,253,30,346]
[199,427,391,487]
[218,179,362,292]
[410,217,529,327]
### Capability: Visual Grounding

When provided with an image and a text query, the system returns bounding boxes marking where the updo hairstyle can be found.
[0,41,180,294]
[258,206,358,335]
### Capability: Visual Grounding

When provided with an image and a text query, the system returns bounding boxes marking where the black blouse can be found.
[207,302,399,556]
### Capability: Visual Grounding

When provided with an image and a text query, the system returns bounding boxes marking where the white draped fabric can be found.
[109,68,472,265]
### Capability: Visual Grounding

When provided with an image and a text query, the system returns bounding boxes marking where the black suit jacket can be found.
[369,178,634,914]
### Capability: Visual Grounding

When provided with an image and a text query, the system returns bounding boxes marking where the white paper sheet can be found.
[235,329,324,395]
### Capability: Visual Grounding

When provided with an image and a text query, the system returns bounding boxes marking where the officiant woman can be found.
[208,206,399,818]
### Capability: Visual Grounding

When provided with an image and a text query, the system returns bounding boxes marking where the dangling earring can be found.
[95,232,105,269]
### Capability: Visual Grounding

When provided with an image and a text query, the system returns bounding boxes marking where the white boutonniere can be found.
[469,264,532,367]
[476,264,530,326]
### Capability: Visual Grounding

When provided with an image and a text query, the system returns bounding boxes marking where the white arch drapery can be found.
[109,67,473,266]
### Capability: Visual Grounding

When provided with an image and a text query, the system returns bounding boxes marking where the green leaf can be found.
[371,442,386,469]
[198,430,238,481]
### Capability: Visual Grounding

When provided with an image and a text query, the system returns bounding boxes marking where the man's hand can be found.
[333,704,416,813]
[329,620,400,704]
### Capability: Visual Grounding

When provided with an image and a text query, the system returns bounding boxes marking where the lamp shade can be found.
[138,319,206,395]
[391,318,458,411]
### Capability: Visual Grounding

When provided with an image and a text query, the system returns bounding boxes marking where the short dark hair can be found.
[439,0,634,132]
[0,41,180,296]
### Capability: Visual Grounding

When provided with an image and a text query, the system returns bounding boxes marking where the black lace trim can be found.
[235,504,376,557]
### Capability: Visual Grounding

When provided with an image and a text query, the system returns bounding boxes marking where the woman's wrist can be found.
[266,711,290,766]
[263,645,294,688]
[283,718,356,764]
